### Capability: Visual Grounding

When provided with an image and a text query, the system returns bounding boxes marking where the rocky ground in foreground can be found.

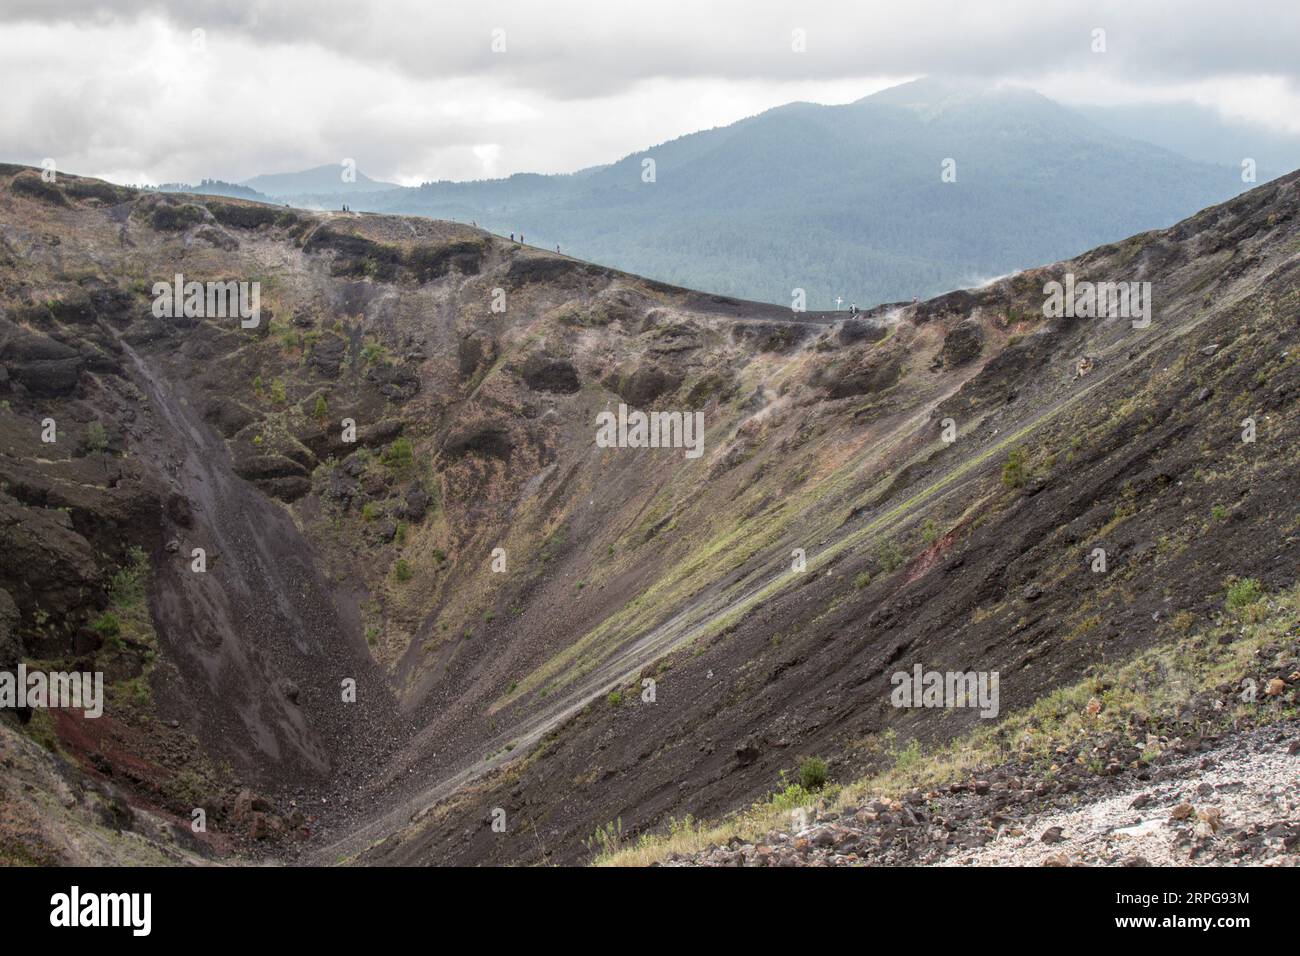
[668,624,1300,868]
[673,723,1299,868]
[945,726,1298,866]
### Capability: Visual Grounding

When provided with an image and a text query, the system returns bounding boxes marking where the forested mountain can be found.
[335,78,1253,307]
[168,80,1262,308]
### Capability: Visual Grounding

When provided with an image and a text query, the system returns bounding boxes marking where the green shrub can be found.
[313,395,327,419]
[922,517,939,545]
[84,420,109,453]
[767,781,813,813]
[606,691,623,707]
[91,612,122,639]
[877,539,903,573]
[893,738,924,771]
[1002,447,1028,489]
[393,558,413,582]
[1225,577,1264,611]
[381,437,414,472]
[586,819,625,858]
[109,546,148,607]
[799,756,829,792]
[150,203,204,231]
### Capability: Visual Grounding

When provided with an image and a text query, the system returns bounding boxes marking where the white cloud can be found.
[0,1,1297,184]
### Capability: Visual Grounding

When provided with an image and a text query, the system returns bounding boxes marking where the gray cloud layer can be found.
[3,1,1298,184]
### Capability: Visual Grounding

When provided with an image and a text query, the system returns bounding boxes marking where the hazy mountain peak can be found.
[861,76,1064,122]
[242,164,399,196]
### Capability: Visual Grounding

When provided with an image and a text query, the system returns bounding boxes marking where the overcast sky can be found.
[3,0,1299,186]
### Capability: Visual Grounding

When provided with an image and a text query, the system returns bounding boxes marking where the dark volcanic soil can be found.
[0,164,1296,865]
[119,336,409,787]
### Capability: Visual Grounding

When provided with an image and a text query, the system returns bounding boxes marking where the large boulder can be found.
[519,353,580,394]
[941,319,985,368]
[46,290,97,325]
[201,398,258,438]
[610,364,680,406]
[458,331,497,378]
[0,494,100,633]
[366,361,421,402]
[307,335,347,379]
[443,422,514,461]
[818,350,905,399]
[400,488,430,522]
[0,321,85,396]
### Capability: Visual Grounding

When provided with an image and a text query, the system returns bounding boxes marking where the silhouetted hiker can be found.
[849,302,857,315]
[510,232,514,242]
[520,233,525,244]
[556,244,561,253]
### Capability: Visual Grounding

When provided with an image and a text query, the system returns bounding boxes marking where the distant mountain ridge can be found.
[242,164,400,197]
[159,178,268,201]
[189,79,1269,307]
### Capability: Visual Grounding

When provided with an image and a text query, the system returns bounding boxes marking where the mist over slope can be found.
[0,161,1296,866]
[1076,101,1300,184]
